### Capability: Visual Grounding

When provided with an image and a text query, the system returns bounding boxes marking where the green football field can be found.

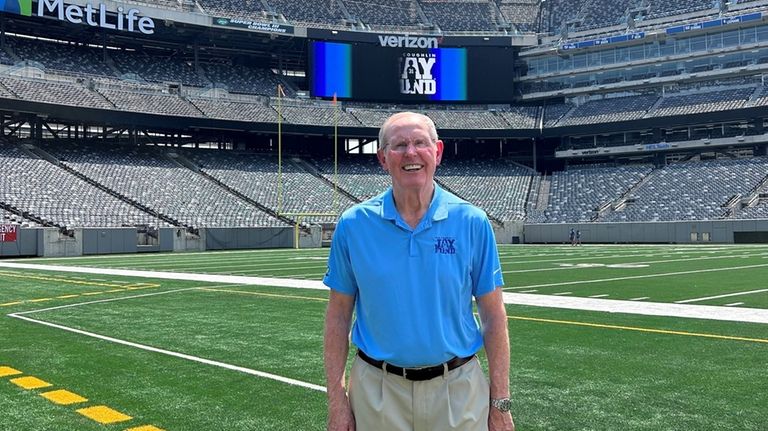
[1,244,767,430]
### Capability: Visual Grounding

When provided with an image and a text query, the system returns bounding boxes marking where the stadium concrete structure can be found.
[1,0,768,256]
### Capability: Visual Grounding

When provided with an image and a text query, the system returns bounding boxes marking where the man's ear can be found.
[435,140,444,165]
[377,148,388,171]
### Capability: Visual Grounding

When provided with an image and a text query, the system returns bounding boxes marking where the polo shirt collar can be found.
[381,182,449,223]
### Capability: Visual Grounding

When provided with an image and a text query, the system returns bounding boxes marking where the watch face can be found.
[493,398,512,412]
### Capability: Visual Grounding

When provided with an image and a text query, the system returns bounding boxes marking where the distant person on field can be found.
[569,227,576,246]
[323,112,514,431]
[576,230,582,246]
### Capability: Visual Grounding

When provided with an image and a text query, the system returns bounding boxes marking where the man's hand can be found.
[327,395,355,431]
[489,408,515,431]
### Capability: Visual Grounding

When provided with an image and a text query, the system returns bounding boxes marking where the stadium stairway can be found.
[732,173,768,218]
[22,143,191,231]
[290,157,361,204]
[600,167,660,220]
[535,175,550,212]
[168,151,307,232]
[0,200,68,232]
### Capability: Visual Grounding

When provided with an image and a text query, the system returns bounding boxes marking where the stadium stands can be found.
[437,158,534,221]
[6,37,114,77]
[265,0,347,27]
[500,106,540,129]
[36,142,290,228]
[544,164,653,223]
[97,87,205,117]
[603,158,768,222]
[419,0,500,32]
[201,63,289,96]
[188,97,277,123]
[182,150,357,223]
[199,0,272,21]
[345,0,424,30]
[648,87,756,118]
[271,101,362,126]
[425,109,509,129]
[498,0,540,32]
[737,200,768,219]
[560,95,659,126]
[112,50,209,87]
[0,140,162,228]
[313,156,391,200]
[0,76,115,110]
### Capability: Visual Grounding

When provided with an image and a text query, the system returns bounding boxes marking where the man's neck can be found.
[392,184,435,229]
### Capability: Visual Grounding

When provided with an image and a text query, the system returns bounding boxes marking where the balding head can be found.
[378,112,438,151]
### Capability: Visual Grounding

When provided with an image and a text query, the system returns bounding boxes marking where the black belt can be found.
[357,349,474,381]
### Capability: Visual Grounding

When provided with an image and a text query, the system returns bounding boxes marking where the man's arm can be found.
[477,287,515,431]
[324,290,356,431]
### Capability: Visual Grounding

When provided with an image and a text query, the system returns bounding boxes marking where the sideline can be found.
[2,261,768,324]
[0,261,326,290]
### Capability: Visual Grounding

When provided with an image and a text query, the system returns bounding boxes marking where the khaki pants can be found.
[348,355,490,431]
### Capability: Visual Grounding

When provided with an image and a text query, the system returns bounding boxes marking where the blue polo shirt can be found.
[323,184,504,367]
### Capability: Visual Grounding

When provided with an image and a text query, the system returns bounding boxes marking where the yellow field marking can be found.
[40,389,88,405]
[0,301,23,307]
[508,315,768,344]
[56,294,80,299]
[0,366,22,377]
[0,271,160,291]
[199,288,329,302]
[0,271,129,288]
[10,376,53,390]
[77,405,133,424]
[82,292,106,296]
[125,425,166,431]
[28,298,53,303]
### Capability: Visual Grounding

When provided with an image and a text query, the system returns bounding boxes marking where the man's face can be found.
[377,115,443,192]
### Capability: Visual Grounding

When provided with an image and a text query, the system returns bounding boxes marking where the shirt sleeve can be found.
[471,213,504,298]
[322,217,358,296]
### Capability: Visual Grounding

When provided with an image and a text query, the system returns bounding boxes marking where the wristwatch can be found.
[490,397,512,412]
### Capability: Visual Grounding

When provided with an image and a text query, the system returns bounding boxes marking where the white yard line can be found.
[725,302,745,307]
[8,314,326,393]
[502,293,768,324]
[3,261,768,324]
[0,262,326,290]
[7,287,327,393]
[675,288,768,304]
[505,263,768,289]
[630,297,650,301]
[502,252,767,274]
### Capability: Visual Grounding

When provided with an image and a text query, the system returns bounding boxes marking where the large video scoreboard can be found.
[309,40,515,103]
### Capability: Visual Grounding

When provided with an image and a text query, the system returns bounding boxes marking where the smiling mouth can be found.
[403,164,423,171]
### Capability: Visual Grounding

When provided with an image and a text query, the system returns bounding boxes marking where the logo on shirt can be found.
[434,237,456,255]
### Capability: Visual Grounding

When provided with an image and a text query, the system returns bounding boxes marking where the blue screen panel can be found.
[311,42,352,98]
[430,48,467,101]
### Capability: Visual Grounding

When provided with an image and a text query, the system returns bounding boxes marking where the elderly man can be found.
[323,112,515,431]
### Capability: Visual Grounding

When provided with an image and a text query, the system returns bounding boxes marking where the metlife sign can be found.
[1,0,156,35]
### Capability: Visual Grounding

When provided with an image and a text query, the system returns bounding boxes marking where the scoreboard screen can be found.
[309,41,515,103]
